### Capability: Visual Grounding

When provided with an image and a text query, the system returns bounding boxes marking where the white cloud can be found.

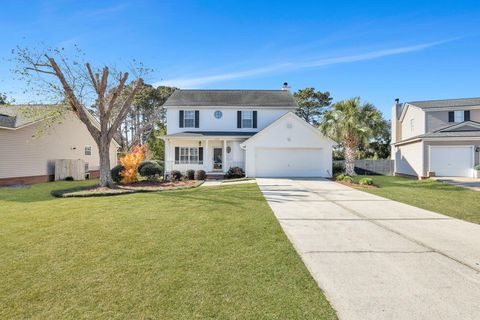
[155,38,456,88]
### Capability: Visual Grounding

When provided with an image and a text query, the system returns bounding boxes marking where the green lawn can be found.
[353,175,480,224]
[0,181,336,319]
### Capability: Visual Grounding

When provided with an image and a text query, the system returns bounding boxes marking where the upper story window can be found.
[84,145,92,156]
[179,110,199,128]
[410,119,415,132]
[237,110,257,129]
[242,111,253,128]
[184,111,195,128]
[449,110,470,123]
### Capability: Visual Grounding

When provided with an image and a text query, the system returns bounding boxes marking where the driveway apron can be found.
[257,178,480,320]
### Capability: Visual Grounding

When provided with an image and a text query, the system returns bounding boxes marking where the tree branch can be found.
[86,63,99,92]
[108,78,143,140]
[104,72,129,121]
[46,55,100,142]
[25,67,56,75]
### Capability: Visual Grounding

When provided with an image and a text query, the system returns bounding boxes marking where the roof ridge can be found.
[407,97,480,104]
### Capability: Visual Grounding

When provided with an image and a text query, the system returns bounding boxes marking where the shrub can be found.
[342,176,353,183]
[194,170,206,180]
[138,162,163,181]
[64,176,74,181]
[474,164,480,171]
[335,173,345,181]
[111,165,125,183]
[226,166,245,179]
[138,160,159,173]
[333,162,345,175]
[119,145,146,184]
[170,170,182,181]
[359,177,373,185]
[186,169,195,180]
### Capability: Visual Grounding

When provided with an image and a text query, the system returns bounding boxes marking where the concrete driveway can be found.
[257,178,480,320]
[432,177,480,191]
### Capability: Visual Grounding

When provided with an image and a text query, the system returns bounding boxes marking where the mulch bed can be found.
[335,180,378,189]
[52,180,203,198]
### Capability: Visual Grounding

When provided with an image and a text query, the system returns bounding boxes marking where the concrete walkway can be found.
[257,178,480,320]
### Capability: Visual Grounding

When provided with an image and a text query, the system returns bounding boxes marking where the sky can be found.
[1,0,479,119]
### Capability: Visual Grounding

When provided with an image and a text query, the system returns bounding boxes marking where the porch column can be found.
[223,139,227,172]
[205,139,209,171]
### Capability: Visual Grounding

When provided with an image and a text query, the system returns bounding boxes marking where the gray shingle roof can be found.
[407,97,480,109]
[0,105,58,129]
[163,131,257,138]
[164,90,297,107]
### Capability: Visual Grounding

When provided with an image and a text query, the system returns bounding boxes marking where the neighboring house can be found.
[0,105,119,186]
[162,87,334,178]
[391,97,480,178]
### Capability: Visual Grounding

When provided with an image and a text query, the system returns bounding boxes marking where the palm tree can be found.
[321,97,385,176]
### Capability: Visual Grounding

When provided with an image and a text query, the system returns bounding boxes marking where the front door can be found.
[213,148,223,170]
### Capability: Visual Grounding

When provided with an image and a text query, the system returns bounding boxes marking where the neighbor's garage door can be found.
[255,148,324,177]
[429,146,474,177]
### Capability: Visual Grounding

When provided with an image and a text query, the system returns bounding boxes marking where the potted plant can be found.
[474,165,480,178]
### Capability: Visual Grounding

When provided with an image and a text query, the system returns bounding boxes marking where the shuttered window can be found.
[177,147,203,164]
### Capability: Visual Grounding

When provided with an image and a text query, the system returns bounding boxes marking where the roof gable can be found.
[164,89,298,108]
[241,112,335,147]
[436,121,480,133]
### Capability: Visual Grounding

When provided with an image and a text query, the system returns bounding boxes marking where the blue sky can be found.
[1,0,479,119]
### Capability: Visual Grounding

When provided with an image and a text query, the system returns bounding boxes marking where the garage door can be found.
[429,146,474,177]
[255,148,324,177]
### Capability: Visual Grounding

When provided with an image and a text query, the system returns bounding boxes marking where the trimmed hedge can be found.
[359,177,373,185]
[186,169,195,180]
[139,162,163,180]
[226,166,245,179]
[111,165,125,183]
[194,170,206,180]
[170,170,182,181]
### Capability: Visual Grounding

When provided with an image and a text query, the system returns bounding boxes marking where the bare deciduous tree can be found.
[13,46,145,187]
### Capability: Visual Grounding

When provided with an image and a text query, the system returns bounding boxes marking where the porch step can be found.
[206,172,226,180]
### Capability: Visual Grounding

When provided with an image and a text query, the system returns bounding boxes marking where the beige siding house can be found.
[0,106,119,186]
[391,98,480,179]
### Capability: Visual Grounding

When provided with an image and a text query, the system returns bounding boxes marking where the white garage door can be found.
[429,146,474,177]
[255,148,324,177]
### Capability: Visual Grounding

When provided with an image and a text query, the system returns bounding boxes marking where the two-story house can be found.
[162,87,334,178]
[391,97,480,178]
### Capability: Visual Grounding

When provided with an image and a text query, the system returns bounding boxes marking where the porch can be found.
[164,137,246,174]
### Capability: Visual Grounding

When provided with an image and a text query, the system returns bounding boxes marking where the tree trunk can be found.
[344,145,356,176]
[98,136,113,187]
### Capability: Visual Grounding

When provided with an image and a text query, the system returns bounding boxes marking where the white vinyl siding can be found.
[0,113,118,179]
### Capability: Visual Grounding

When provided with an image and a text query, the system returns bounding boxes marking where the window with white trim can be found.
[242,111,253,128]
[84,162,89,173]
[184,110,195,128]
[410,119,415,132]
[454,111,464,123]
[179,147,202,164]
[84,145,92,156]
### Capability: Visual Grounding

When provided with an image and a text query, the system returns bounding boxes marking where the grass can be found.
[0,180,336,319]
[351,175,480,224]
